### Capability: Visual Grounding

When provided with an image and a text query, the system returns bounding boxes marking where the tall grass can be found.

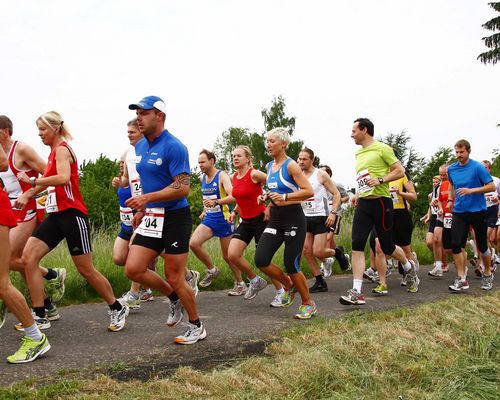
[2,292,498,399]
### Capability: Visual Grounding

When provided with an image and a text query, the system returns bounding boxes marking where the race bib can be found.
[130,178,142,197]
[119,206,133,226]
[203,194,221,213]
[443,212,452,229]
[390,186,399,204]
[302,197,315,210]
[356,169,371,194]
[45,186,59,213]
[485,194,497,208]
[136,207,164,238]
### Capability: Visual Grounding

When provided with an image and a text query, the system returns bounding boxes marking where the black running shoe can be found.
[309,280,328,293]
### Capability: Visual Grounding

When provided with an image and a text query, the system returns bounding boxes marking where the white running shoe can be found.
[244,276,267,300]
[174,322,207,345]
[270,291,284,307]
[187,270,200,297]
[428,264,443,277]
[108,304,129,332]
[118,291,141,309]
[199,268,220,288]
[228,282,248,296]
[167,299,184,327]
[363,267,377,281]
[138,288,154,302]
[322,258,334,278]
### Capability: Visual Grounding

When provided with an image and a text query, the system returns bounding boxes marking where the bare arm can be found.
[0,146,7,171]
[17,143,46,174]
[399,179,417,203]
[318,169,341,211]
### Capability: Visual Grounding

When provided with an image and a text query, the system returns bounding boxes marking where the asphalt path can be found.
[0,265,495,385]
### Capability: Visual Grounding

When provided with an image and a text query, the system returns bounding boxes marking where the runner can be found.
[225,145,284,305]
[297,148,341,293]
[341,118,418,305]
[447,139,495,291]
[190,149,243,295]
[17,111,129,332]
[0,115,65,324]
[125,96,205,344]
[0,143,50,363]
[254,127,318,320]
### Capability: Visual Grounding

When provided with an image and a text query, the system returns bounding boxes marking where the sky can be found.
[1,0,499,188]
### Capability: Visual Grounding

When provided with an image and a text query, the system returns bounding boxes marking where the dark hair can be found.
[300,147,315,160]
[454,139,471,153]
[127,118,138,127]
[0,115,13,136]
[199,149,216,163]
[354,118,374,136]
[319,164,332,177]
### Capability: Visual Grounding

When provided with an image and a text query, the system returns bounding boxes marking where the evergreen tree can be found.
[478,2,500,65]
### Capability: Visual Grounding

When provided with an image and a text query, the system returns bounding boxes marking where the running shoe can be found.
[108,304,129,332]
[363,268,377,281]
[187,270,200,297]
[406,260,420,293]
[309,280,328,293]
[45,268,67,303]
[441,263,449,273]
[15,314,51,332]
[470,255,479,267]
[280,286,296,307]
[270,291,284,307]
[0,299,6,329]
[412,251,420,271]
[118,291,141,309]
[139,288,154,302]
[481,274,494,291]
[228,282,248,296]
[45,304,60,321]
[244,276,268,300]
[448,278,469,292]
[294,301,317,320]
[373,268,391,283]
[336,247,351,272]
[428,264,443,277]
[166,299,184,327]
[372,283,388,295]
[7,334,51,364]
[339,289,366,305]
[174,322,207,345]
[322,258,334,277]
[400,274,408,286]
[344,253,352,271]
[199,268,220,288]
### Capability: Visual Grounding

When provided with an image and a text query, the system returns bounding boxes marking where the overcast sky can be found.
[1,0,498,188]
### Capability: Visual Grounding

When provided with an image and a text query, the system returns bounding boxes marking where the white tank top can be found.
[125,145,142,197]
[302,168,329,217]
[0,141,32,200]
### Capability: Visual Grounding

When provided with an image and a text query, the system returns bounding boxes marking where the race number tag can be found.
[390,186,399,204]
[356,169,371,194]
[443,212,452,229]
[136,207,164,238]
[45,186,59,213]
[485,194,496,208]
[203,194,221,213]
[302,197,315,210]
[130,178,142,197]
[119,206,133,226]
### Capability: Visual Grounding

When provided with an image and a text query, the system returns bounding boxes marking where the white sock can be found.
[402,261,412,272]
[275,288,285,295]
[24,323,43,342]
[353,279,363,293]
[435,261,442,270]
[250,276,260,285]
[208,267,218,273]
[237,281,245,286]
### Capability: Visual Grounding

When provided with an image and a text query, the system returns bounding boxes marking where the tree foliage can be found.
[478,2,500,65]
[79,155,120,229]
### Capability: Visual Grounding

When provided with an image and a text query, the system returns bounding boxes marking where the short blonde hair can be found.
[37,111,73,141]
[266,127,290,144]
[234,145,253,164]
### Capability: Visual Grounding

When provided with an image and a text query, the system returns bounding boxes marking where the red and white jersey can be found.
[44,141,88,215]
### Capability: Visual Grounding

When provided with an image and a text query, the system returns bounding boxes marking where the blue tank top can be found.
[117,186,133,232]
[266,158,298,195]
[201,170,231,220]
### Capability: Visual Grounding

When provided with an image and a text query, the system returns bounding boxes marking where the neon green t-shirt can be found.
[355,141,398,198]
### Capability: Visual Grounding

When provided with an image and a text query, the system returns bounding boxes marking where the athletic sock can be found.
[237,281,246,286]
[208,267,218,274]
[275,288,285,295]
[24,324,43,342]
[168,292,180,302]
[43,297,53,310]
[189,319,201,327]
[44,268,57,280]
[109,300,123,311]
[353,279,363,293]
[34,307,46,319]
[402,261,412,272]
[250,276,260,285]
[435,261,443,270]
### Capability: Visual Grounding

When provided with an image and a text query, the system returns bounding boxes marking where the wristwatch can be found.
[29,176,37,187]
[377,177,384,184]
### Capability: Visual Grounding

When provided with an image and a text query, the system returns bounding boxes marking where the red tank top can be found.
[232,168,265,219]
[44,142,87,215]
[438,180,453,213]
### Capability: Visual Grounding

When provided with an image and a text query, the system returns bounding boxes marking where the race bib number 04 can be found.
[136,207,164,238]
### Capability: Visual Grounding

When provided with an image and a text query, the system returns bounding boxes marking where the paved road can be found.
[0,265,494,385]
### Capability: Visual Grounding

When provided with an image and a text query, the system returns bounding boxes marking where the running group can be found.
[0,97,498,364]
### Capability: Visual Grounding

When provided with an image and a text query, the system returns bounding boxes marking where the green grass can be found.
[1,292,498,399]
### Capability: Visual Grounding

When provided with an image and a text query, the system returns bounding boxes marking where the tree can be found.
[79,155,120,229]
[378,130,425,179]
[478,2,500,65]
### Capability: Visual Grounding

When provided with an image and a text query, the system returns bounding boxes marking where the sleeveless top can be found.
[232,168,265,219]
[117,185,133,232]
[202,170,231,220]
[301,168,329,217]
[44,141,87,215]
[266,158,298,195]
[430,183,440,216]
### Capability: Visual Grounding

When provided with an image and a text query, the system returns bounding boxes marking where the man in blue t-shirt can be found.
[447,139,495,292]
[124,95,206,345]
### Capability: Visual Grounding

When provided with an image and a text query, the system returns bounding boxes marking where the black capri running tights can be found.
[254,204,306,275]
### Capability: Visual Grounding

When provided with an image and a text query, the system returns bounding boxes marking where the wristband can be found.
[282,193,288,201]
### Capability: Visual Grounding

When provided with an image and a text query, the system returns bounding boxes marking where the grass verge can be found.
[1,292,498,399]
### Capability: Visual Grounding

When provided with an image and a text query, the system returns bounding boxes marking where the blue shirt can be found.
[135,129,190,210]
[266,158,298,194]
[117,186,133,233]
[201,170,232,221]
[448,159,493,213]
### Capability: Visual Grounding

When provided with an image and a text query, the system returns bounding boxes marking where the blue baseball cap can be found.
[128,96,167,114]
